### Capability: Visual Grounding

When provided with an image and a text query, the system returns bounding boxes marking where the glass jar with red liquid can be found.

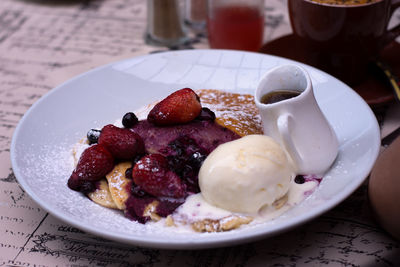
[207,0,265,52]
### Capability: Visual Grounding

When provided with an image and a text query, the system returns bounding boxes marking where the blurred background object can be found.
[287,0,400,87]
[185,0,208,34]
[369,135,400,240]
[207,0,264,51]
[146,0,189,47]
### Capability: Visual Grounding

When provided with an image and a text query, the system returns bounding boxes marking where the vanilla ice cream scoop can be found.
[199,135,294,214]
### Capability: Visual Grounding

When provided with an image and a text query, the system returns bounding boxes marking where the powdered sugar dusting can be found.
[109,171,125,191]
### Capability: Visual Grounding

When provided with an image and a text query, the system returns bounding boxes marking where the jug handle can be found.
[277,114,303,172]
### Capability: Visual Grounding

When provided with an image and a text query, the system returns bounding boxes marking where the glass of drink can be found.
[207,0,265,52]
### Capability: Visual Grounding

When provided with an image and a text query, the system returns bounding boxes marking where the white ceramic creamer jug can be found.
[255,64,338,175]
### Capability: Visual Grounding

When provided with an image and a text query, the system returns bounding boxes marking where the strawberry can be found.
[132,154,186,198]
[147,88,202,126]
[98,124,145,160]
[68,144,114,191]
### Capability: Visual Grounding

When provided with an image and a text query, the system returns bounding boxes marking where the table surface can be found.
[1,0,399,266]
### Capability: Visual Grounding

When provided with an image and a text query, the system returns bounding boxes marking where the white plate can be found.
[10,50,380,249]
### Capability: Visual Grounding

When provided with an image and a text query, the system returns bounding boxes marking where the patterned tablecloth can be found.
[0,0,399,266]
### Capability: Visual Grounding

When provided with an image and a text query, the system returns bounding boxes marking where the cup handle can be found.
[384,0,400,45]
[277,114,303,172]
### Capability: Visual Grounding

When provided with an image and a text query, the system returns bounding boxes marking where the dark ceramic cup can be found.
[288,0,400,86]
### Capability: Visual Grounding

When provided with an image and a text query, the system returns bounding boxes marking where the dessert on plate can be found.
[68,88,320,232]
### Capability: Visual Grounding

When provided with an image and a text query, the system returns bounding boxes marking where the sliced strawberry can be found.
[147,88,202,126]
[132,154,186,198]
[98,124,145,160]
[68,144,114,191]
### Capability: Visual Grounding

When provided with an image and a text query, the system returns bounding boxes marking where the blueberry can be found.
[131,184,146,197]
[196,107,216,121]
[182,164,195,178]
[125,167,133,179]
[87,129,101,144]
[167,155,185,175]
[81,181,96,194]
[294,175,305,184]
[189,152,207,169]
[122,112,139,128]
[168,140,184,156]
